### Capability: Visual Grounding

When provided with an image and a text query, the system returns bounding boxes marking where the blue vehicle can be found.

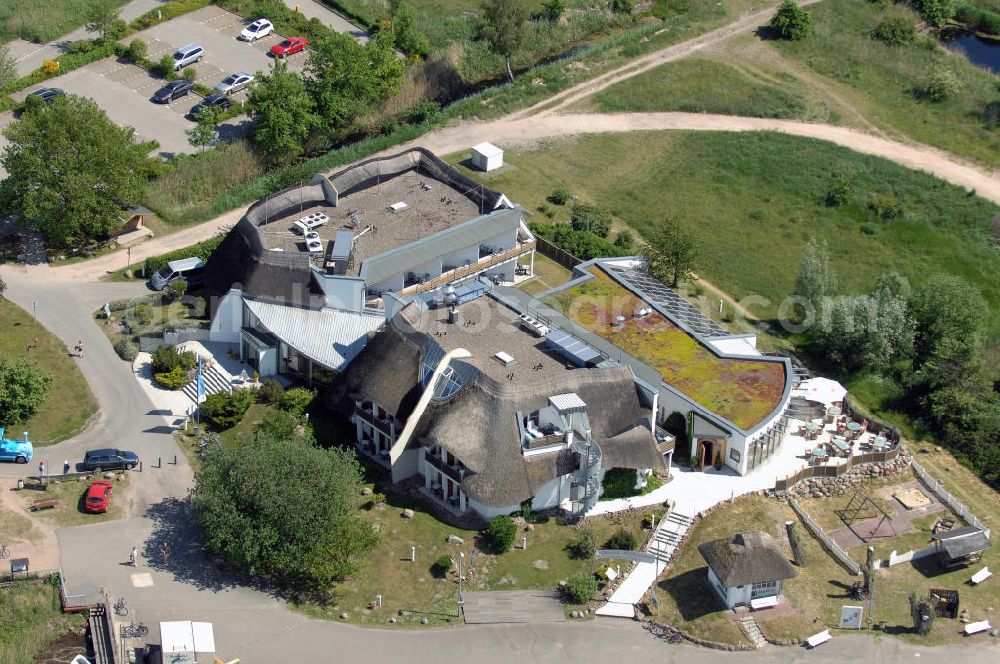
[0,428,33,464]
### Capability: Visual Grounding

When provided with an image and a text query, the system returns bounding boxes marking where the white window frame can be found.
[751,580,778,599]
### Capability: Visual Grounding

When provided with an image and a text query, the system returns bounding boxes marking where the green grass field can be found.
[0,299,97,445]
[0,579,83,664]
[581,0,1000,167]
[15,473,129,527]
[582,57,830,121]
[0,0,131,43]
[447,132,1000,362]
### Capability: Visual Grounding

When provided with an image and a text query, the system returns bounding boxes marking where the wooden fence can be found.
[775,447,900,491]
[533,235,583,271]
[789,499,862,576]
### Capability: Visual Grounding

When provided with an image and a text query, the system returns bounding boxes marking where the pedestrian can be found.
[161,541,171,565]
[129,546,138,567]
[38,460,45,479]
[76,340,84,358]
[63,460,70,475]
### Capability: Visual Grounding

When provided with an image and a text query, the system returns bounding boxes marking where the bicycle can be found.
[0,544,9,559]
[114,597,128,616]
[120,622,148,639]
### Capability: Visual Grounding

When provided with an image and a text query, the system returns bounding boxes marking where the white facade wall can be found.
[531,475,571,511]
[312,273,366,312]
[372,272,405,294]
[467,496,521,520]
[441,244,480,271]
[209,289,243,344]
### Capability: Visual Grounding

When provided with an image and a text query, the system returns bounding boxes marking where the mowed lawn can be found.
[0,0,131,43]
[447,132,1000,359]
[298,491,658,626]
[0,299,97,445]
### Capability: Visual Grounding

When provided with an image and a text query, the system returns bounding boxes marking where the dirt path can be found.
[0,486,60,571]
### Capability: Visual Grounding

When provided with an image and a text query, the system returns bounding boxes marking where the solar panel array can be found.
[604,265,729,338]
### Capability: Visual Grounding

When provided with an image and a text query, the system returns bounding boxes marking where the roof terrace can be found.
[252,168,484,274]
[408,294,580,385]
[545,269,787,430]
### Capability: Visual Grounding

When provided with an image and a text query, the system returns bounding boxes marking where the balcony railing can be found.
[398,240,536,296]
[424,449,466,483]
[354,407,394,435]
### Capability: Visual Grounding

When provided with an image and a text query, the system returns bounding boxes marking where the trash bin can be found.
[17,479,23,490]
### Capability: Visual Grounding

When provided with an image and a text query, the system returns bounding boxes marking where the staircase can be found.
[182,363,233,403]
[648,509,693,563]
[88,605,117,664]
[570,434,603,517]
[739,617,767,649]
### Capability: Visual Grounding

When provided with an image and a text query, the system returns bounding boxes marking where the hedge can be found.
[143,234,225,275]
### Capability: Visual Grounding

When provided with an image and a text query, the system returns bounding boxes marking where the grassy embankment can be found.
[0,0,131,43]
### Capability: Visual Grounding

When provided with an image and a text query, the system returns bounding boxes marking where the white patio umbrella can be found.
[798,377,847,405]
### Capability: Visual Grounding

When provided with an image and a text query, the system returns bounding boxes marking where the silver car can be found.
[214,72,254,95]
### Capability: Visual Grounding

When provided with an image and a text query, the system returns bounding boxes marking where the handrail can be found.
[398,240,535,295]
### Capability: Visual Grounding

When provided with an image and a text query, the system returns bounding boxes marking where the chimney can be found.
[448,305,457,324]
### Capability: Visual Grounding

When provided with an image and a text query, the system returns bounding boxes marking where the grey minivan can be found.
[172,43,204,70]
[83,449,139,471]
[149,257,205,291]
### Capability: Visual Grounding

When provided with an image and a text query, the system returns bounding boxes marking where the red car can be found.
[85,480,113,513]
[270,37,307,59]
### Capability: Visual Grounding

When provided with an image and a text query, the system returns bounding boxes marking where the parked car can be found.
[214,72,254,95]
[83,449,139,472]
[172,43,204,70]
[186,93,232,119]
[152,80,194,104]
[239,18,273,41]
[28,87,65,102]
[0,428,32,464]
[85,480,114,513]
[270,37,307,58]
[149,257,205,290]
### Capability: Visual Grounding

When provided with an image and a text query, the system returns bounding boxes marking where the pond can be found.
[941,29,1000,76]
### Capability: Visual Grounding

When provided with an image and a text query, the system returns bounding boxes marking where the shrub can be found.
[201,388,256,429]
[154,365,191,390]
[825,176,853,207]
[189,296,207,318]
[570,203,613,238]
[601,467,641,499]
[922,64,959,102]
[130,303,154,327]
[279,387,316,417]
[919,0,956,26]
[258,378,285,404]
[67,40,94,55]
[151,345,197,374]
[153,54,175,78]
[486,515,518,552]
[978,9,1000,34]
[563,572,598,604]
[181,67,198,83]
[611,0,636,13]
[870,16,915,47]
[113,338,139,361]
[548,186,571,205]
[605,528,638,551]
[432,554,453,577]
[404,99,440,124]
[749,208,766,220]
[126,39,148,63]
[529,222,619,261]
[167,278,188,300]
[42,60,60,75]
[256,408,304,440]
[366,492,386,509]
[868,194,903,219]
[543,0,566,21]
[571,528,597,559]
[770,0,812,41]
[142,235,224,276]
[0,357,53,422]
[860,222,880,235]
[614,230,634,250]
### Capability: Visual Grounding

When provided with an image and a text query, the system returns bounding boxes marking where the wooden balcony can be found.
[398,240,535,296]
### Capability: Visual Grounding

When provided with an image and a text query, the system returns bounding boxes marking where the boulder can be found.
[339,613,349,620]
[361,487,373,496]
[420,617,429,625]
[525,523,535,532]
[447,534,465,545]
[388,617,397,624]
[402,508,415,519]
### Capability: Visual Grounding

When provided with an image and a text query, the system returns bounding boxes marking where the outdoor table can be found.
[873,436,887,450]
[812,448,827,462]
[831,437,849,453]
[827,406,842,417]
[846,422,862,439]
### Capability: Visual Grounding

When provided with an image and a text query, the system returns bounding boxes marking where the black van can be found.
[83,449,139,471]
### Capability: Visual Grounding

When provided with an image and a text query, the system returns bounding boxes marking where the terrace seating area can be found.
[794,404,899,465]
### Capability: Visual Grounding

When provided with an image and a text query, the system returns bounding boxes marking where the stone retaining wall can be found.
[768,448,914,501]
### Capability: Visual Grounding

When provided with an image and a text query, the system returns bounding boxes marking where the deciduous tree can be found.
[192,432,377,589]
[0,96,152,248]
[910,273,986,370]
[480,0,529,82]
[85,0,122,39]
[0,357,53,423]
[0,46,16,93]
[792,238,837,321]
[247,60,319,162]
[647,215,700,288]
[770,0,812,41]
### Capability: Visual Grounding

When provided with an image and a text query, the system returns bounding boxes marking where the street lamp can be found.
[457,552,465,620]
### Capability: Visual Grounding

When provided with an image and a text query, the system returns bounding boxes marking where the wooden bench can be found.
[750,595,779,611]
[31,498,59,511]
[805,629,832,648]
[971,567,992,585]
[965,620,991,635]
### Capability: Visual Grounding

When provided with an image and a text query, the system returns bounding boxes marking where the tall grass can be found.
[0,579,80,664]
[144,142,266,226]
[0,0,130,43]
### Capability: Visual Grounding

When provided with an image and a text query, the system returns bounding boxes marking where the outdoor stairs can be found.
[182,363,232,403]
[648,510,693,563]
[88,605,116,664]
[739,617,767,649]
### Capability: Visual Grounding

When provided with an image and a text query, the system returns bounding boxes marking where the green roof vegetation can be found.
[547,269,786,430]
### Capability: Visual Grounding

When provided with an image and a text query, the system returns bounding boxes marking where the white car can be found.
[214,72,255,95]
[239,18,273,41]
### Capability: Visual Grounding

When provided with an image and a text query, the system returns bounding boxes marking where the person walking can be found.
[38,461,45,479]
[161,541,171,565]
[63,460,70,475]
[129,546,138,567]
[76,340,84,358]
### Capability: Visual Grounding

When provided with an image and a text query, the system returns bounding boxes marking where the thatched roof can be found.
[329,307,665,507]
[698,531,798,588]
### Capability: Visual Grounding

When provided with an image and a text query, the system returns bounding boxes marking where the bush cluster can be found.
[113,339,139,362]
[563,572,598,604]
[151,345,197,374]
[258,379,286,404]
[432,554,453,577]
[279,387,316,417]
[143,235,224,276]
[570,203,613,238]
[529,222,620,261]
[486,515,518,552]
[570,528,597,559]
[201,388,257,430]
[605,528,638,551]
[154,366,191,390]
[548,186,571,205]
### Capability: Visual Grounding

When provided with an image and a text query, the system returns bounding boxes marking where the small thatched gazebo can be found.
[698,531,797,609]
